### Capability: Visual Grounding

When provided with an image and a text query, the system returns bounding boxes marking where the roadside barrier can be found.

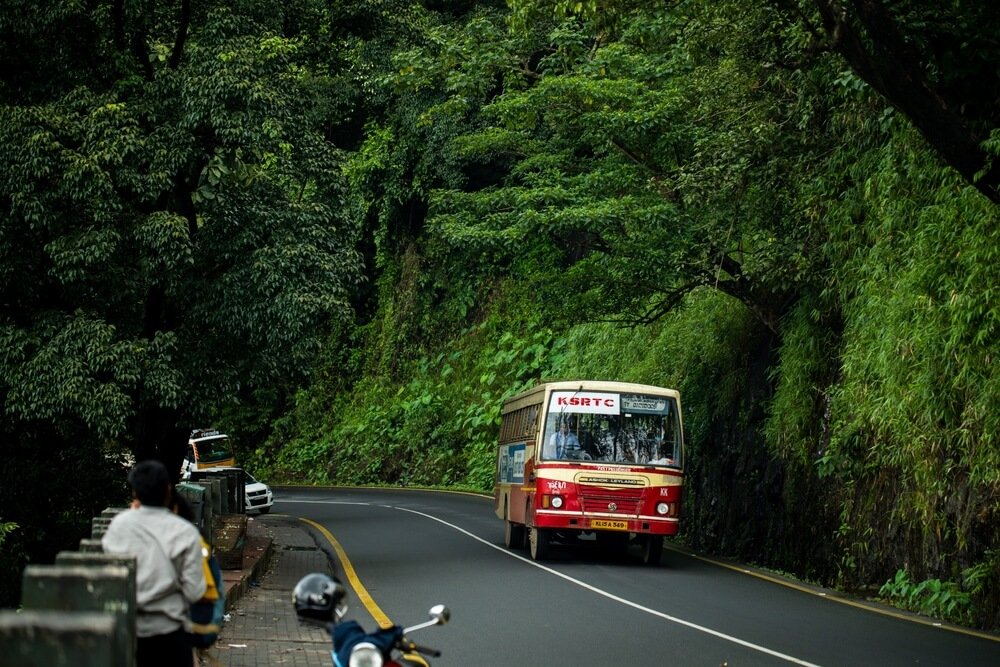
[0,469,248,666]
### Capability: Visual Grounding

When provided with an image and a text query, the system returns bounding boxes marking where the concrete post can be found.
[220,468,246,514]
[79,538,103,553]
[54,552,138,667]
[177,482,212,546]
[21,564,133,667]
[54,552,137,607]
[206,478,223,515]
[189,469,238,514]
[200,483,215,546]
[0,610,117,667]
[219,473,233,514]
[91,517,112,538]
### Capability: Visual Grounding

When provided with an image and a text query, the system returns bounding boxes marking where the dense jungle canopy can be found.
[1,0,998,629]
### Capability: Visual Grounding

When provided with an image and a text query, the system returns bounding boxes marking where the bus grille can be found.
[580,492,641,515]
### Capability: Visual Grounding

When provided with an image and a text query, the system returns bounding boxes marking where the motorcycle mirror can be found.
[429,604,450,625]
[403,604,451,634]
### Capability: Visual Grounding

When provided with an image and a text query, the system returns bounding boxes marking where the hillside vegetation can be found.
[1,0,997,628]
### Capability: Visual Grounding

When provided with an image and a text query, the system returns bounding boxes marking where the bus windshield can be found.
[194,436,233,464]
[542,391,682,467]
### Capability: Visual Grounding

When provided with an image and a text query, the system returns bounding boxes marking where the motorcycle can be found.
[293,572,450,667]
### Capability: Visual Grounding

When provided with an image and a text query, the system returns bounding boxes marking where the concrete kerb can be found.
[221,516,274,610]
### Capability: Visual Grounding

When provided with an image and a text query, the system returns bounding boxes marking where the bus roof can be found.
[190,428,227,441]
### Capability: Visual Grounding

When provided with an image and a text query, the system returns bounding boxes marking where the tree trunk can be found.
[132,403,187,484]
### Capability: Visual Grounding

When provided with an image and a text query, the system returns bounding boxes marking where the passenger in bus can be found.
[549,419,582,459]
[603,426,639,463]
[620,435,637,463]
[647,439,675,465]
[579,429,602,460]
[591,427,619,461]
[636,426,660,463]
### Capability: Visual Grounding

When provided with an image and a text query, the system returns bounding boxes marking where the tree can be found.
[505,0,1000,205]
[0,1,362,598]
[408,3,839,335]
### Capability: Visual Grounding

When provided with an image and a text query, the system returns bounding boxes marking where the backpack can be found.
[189,543,225,649]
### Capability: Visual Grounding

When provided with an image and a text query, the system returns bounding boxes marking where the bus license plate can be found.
[591,519,628,531]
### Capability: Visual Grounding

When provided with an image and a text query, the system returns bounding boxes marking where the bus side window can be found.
[527,405,538,439]
[185,445,195,463]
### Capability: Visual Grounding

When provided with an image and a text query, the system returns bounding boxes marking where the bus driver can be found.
[549,419,582,459]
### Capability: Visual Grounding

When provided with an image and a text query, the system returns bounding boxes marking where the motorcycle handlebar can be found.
[404,642,441,658]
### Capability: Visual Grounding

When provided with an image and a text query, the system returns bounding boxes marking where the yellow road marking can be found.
[299,517,394,629]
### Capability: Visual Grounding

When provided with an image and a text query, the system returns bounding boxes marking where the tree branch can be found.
[811,0,999,203]
[169,0,192,70]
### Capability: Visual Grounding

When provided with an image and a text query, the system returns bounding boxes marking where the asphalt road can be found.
[275,486,1000,667]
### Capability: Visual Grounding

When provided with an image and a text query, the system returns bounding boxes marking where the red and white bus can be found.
[495,380,684,564]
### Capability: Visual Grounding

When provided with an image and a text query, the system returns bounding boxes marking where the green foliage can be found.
[418,2,839,336]
[0,522,17,549]
[812,126,1000,587]
[0,425,131,607]
[0,0,363,451]
[0,519,21,606]
[269,274,565,490]
[0,524,26,609]
[765,299,838,469]
[878,564,993,627]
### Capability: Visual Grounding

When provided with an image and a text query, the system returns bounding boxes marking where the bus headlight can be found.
[656,502,670,516]
[348,642,384,667]
[551,495,564,509]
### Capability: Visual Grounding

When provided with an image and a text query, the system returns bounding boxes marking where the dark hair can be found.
[127,460,171,507]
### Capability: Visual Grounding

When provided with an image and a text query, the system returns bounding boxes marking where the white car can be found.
[244,470,274,514]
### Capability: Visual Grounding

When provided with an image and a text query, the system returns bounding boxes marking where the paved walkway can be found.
[199,514,335,667]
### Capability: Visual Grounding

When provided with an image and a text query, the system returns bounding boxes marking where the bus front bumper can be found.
[534,509,679,536]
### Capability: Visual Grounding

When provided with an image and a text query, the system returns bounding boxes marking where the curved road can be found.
[275,487,999,666]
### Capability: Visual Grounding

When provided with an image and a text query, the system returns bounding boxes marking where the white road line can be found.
[281,498,820,666]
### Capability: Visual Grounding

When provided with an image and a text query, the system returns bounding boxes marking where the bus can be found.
[495,380,684,564]
[181,428,237,476]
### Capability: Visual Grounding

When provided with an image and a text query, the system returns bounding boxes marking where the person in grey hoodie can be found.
[103,460,207,666]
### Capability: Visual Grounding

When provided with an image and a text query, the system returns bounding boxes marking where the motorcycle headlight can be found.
[348,642,384,667]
